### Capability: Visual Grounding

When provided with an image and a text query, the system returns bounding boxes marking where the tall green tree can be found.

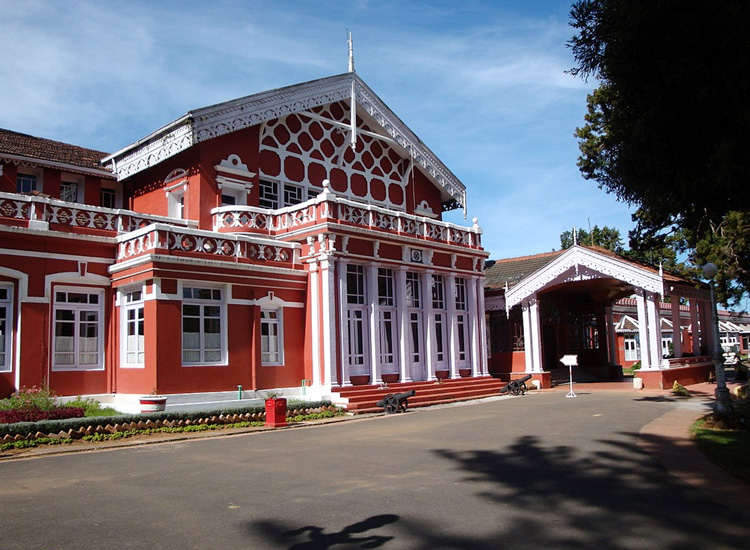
[568,0,750,306]
[559,225,623,253]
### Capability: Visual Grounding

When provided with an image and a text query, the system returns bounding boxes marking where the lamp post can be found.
[702,263,732,416]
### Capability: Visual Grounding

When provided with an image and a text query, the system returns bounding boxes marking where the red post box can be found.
[264,397,287,428]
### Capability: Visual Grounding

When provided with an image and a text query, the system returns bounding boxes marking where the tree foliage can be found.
[569,0,750,306]
[559,225,623,253]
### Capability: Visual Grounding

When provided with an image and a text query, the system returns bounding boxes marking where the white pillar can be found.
[367,263,382,385]
[446,273,460,379]
[476,277,489,376]
[421,271,437,381]
[605,306,617,364]
[320,257,338,387]
[467,276,481,377]
[689,299,700,355]
[522,300,533,373]
[646,292,662,369]
[635,289,651,369]
[309,261,321,388]
[670,295,682,358]
[396,267,412,382]
[528,296,543,372]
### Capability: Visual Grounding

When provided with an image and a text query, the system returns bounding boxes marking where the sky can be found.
[0,0,636,260]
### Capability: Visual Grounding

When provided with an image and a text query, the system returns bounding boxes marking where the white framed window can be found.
[432,275,445,309]
[345,264,368,372]
[100,187,117,209]
[347,309,367,368]
[347,265,366,305]
[410,312,422,363]
[624,336,639,361]
[52,287,104,371]
[457,314,467,362]
[182,286,224,365]
[284,184,304,207]
[261,308,283,365]
[406,272,421,308]
[455,278,467,310]
[435,313,446,364]
[16,172,39,193]
[379,310,396,367]
[378,268,394,306]
[60,181,80,203]
[122,288,145,367]
[168,188,185,219]
[0,285,12,372]
[259,180,279,209]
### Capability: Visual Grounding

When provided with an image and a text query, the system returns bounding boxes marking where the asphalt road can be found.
[1,392,748,550]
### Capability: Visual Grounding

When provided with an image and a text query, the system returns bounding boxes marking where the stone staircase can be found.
[331,377,508,414]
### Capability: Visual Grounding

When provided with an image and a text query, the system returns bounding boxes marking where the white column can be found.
[309,261,321,388]
[605,306,617,364]
[689,299,700,355]
[446,273,460,379]
[646,292,662,369]
[320,257,338,387]
[528,296,543,372]
[522,300,533,373]
[367,263,382,385]
[420,271,437,381]
[396,267,412,382]
[635,289,651,369]
[467,276,481,377]
[476,277,489,376]
[670,295,682,358]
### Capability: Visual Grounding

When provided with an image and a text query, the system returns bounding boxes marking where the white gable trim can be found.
[505,246,663,309]
[102,74,466,209]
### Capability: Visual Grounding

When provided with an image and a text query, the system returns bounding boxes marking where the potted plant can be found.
[139,388,168,413]
[264,390,287,428]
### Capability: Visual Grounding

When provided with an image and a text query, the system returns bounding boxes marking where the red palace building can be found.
[0,73,490,410]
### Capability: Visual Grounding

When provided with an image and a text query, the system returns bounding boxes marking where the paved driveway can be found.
[1,392,748,549]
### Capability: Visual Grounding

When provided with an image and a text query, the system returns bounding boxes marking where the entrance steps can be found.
[330,376,507,414]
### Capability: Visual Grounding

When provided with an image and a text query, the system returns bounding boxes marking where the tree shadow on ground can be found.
[428,433,748,549]
[248,433,747,549]
[250,514,399,550]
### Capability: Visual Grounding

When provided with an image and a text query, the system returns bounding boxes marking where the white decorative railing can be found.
[0,192,195,234]
[116,223,300,266]
[212,194,482,248]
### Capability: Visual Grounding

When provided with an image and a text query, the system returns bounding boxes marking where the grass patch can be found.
[691,400,750,482]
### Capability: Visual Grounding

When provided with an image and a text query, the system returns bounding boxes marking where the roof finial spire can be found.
[347,30,355,73]
[572,226,578,246]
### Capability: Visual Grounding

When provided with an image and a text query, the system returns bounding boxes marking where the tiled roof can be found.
[484,245,695,291]
[0,128,111,173]
[484,250,564,290]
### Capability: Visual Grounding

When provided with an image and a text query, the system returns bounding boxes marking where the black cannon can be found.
[500,374,532,396]
[376,390,416,414]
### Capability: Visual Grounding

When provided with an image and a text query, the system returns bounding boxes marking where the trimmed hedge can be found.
[0,407,85,424]
[0,400,336,438]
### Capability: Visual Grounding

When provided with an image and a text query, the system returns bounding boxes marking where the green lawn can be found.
[691,400,750,482]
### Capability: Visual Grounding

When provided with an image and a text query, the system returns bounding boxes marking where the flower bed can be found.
[0,401,340,445]
[0,407,85,424]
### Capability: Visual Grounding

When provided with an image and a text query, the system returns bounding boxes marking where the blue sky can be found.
[0,0,635,260]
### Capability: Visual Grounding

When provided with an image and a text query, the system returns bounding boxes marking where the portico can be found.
[485,246,716,389]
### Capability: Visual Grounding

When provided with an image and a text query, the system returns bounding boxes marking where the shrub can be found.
[0,385,58,411]
[0,400,338,437]
[0,407,85,424]
[65,396,120,417]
